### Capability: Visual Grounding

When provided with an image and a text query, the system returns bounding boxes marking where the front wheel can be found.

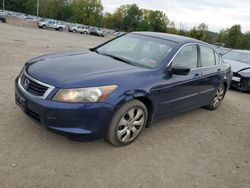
[106,100,148,147]
[205,84,226,110]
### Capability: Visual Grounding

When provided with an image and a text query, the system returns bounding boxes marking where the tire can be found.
[42,25,47,29]
[84,31,87,34]
[106,100,148,147]
[73,29,76,33]
[205,84,226,110]
[58,27,63,32]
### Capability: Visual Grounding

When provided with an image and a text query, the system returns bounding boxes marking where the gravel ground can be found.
[0,22,250,188]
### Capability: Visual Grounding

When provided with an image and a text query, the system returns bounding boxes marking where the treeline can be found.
[1,0,250,50]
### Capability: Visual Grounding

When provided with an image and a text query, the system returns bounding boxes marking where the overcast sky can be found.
[101,0,250,33]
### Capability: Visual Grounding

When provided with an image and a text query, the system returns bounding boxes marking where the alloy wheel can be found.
[117,107,145,143]
[212,86,225,108]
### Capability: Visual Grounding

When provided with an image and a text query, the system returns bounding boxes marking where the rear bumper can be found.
[15,77,114,140]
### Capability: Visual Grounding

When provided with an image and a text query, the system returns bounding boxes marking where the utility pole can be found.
[3,0,5,11]
[37,0,39,18]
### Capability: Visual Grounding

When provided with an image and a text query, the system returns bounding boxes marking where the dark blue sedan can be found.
[15,32,232,146]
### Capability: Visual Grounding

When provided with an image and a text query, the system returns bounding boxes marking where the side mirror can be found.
[171,65,190,75]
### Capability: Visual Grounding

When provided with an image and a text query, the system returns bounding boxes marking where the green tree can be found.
[123,4,142,31]
[71,0,103,26]
[1,0,37,15]
[167,21,177,34]
[241,32,250,50]
[189,23,208,41]
[147,10,169,32]
[216,29,229,45]
[137,9,152,31]
[39,0,66,20]
[226,24,242,48]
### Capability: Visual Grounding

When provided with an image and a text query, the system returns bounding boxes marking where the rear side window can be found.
[200,46,216,66]
[215,52,220,65]
[172,45,198,69]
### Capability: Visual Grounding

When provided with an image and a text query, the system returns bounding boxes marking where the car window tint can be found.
[172,45,198,69]
[215,51,220,65]
[200,46,215,66]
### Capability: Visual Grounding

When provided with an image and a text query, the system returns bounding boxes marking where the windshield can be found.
[96,34,177,68]
[223,51,250,64]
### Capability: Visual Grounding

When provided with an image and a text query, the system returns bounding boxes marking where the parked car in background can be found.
[217,47,231,56]
[223,50,250,92]
[25,15,37,21]
[0,15,6,23]
[212,44,231,56]
[38,19,66,31]
[115,32,126,37]
[0,11,6,23]
[15,32,231,146]
[68,25,89,34]
[90,29,104,37]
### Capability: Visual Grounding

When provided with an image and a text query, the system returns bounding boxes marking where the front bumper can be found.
[231,73,250,92]
[15,77,114,140]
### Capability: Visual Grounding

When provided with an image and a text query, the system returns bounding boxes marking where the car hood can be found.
[223,59,250,73]
[26,49,139,87]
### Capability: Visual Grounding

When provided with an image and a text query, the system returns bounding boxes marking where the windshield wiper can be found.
[100,53,137,66]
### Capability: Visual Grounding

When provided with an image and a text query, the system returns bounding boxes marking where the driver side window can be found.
[172,45,198,69]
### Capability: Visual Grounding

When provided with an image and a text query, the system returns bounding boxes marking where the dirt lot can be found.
[0,21,250,188]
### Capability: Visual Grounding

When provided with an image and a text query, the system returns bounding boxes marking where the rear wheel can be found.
[73,29,76,33]
[107,100,148,146]
[42,25,47,29]
[58,27,63,32]
[205,84,226,110]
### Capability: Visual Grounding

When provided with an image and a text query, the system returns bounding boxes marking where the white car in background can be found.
[68,25,90,34]
[38,19,66,31]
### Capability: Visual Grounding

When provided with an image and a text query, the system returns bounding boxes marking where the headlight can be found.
[52,85,118,103]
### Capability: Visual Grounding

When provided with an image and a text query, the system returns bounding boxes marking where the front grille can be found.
[20,74,48,96]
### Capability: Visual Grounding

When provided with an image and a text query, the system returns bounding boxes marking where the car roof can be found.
[132,31,202,44]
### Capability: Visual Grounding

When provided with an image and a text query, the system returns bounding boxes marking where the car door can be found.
[156,44,203,118]
[47,20,54,28]
[51,21,56,28]
[198,45,222,104]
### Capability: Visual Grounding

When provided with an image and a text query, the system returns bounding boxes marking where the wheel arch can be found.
[135,96,155,128]
[112,91,155,128]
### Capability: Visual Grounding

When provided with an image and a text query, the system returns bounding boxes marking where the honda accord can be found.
[15,32,232,146]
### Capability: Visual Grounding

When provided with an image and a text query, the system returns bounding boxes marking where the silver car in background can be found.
[68,25,90,34]
[38,19,66,31]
